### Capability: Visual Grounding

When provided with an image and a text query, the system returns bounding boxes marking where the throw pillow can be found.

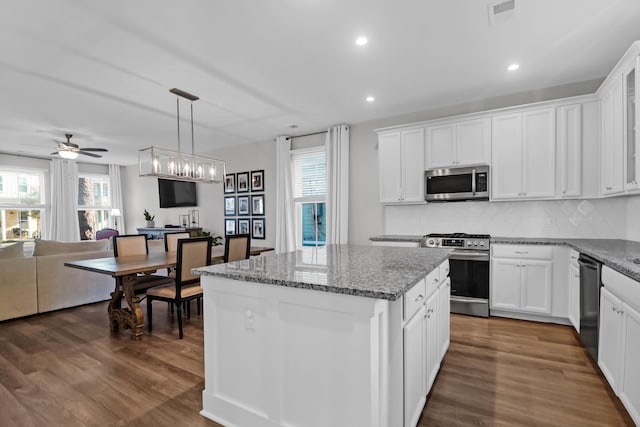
[0,241,25,259]
[33,239,110,256]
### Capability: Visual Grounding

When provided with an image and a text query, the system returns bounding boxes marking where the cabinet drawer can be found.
[404,277,427,320]
[602,266,640,313]
[439,260,450,283]
[492,244,553,260]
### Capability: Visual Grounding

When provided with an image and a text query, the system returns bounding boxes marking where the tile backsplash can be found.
[385,198,630,238]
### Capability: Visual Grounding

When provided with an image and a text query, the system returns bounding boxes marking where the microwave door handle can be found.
[471,169,476,195]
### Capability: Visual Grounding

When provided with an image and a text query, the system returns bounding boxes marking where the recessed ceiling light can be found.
[508,63,520,71]
[288,124,299,129]
[355,36,368,46]
[366,96,375,102]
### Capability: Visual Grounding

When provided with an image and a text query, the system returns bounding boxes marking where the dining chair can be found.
[224,233,251,263]
[164,231,191,253]
[112,234,174,294]
[146,236,212,338]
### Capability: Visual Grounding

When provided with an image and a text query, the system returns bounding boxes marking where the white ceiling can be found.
[1,0,640,165]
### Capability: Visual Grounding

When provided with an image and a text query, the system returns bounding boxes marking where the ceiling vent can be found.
[488,0,517,26]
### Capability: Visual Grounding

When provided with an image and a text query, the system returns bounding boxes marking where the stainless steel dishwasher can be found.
[578,254,602,361]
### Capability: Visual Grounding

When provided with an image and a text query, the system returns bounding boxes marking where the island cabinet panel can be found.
[201,277,397,427]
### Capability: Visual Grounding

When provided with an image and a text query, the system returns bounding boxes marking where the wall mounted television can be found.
[158,178,198,208]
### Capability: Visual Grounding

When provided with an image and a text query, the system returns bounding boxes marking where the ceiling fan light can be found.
[58,150,79,160]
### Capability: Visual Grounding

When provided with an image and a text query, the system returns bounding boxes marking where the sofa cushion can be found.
[33,239,110,256]
[0,241,24,259]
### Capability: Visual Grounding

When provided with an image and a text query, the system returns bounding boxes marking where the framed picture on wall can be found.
[225,219,236,236]
[237,196,250,215]
[224,173,236,193]
[251,194,264,216]
[238,219,250,235]
[224,196,236,216]
[251,170,264,192]
[252,218,265,239]
[237,172,249,193]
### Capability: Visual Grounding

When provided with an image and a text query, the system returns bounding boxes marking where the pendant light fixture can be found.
[138,88,225,183]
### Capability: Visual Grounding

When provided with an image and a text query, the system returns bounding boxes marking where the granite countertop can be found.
[194,244,451,301]
[492,237,640,282]
[369,234,424,243]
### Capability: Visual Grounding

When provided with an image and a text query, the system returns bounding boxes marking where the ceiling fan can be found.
[52,134,108,159]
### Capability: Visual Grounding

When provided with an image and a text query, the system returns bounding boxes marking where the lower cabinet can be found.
[403,260,449,427]
[599,267,640,425]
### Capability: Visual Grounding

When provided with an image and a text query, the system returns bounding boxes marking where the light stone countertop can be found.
[369,234,424,243]
[194,244,451,301]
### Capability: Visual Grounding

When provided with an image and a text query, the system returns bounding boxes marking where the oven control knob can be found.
[479,241,485,247]
[426,239,435,247]
[473,240,479,246]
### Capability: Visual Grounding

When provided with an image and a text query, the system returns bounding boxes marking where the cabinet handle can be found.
[606,186,613,190]
[433,278,439,283]
[574,274,580,278]
[562,190,567,194]
[612,306,616,312]
[414,294,425,302]
[515,251,528,254]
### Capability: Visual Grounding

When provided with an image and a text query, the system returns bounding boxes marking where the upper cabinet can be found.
[492,108,556,200]
[601,77,625,195]
[623,57,640,191]
[378,128,425,204]
[557,104,582,198]
[425,118,491,169]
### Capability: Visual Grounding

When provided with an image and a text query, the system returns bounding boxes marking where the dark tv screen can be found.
[158,179,197,208]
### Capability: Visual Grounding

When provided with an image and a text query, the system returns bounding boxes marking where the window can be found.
[0,169,46,241]
[292,148,326,248]
[77,175,110,240]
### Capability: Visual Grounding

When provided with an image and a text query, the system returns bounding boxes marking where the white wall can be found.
[122,139,277,248]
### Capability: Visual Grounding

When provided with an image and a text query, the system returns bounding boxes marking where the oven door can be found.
[448,250,490,317]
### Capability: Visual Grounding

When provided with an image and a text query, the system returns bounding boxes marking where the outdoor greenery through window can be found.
[292,148,326,248]
[78,175,110,240]
[0,169,45,241]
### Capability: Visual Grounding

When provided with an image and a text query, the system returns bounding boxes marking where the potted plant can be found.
[143,209,155,228]
[198,230,223,246]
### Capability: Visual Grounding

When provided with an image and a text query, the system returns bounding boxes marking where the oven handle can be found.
[449,252,489,261]
[450,296,488,304]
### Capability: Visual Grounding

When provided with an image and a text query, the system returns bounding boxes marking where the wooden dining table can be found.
[65,246,274,340]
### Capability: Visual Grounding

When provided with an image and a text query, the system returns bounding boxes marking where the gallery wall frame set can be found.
[223,169,265,239]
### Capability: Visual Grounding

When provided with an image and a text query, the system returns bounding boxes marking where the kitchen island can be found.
[194,244,451,427]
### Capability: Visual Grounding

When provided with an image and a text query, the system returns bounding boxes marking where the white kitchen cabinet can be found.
[378,128,425,204]
[557,104,582,197]
[425,290,439,393]
[491,245,553,315]
[623,57,640,191]
[599,266,640,425]
[491,108,556,200]
[601,77,625,195]
[437,278,450,361]
[425,118,490,168]
[404,304,426,427]
[567,262,580,332]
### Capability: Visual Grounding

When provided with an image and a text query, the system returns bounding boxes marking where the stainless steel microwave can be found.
[425,165,489,202]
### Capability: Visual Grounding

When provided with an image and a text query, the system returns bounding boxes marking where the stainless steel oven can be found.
[424,233,490,317]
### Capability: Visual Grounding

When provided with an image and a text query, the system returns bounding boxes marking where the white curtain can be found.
[109,164,125,233]
[48,158,79,242]
[275,135,296,253]
[326,124,350,244]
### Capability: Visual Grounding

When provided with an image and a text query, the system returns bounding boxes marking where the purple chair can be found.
[96,228,119,240]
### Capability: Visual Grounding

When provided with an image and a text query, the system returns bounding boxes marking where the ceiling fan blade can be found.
[78,147,108,152]
[78,151,102,158]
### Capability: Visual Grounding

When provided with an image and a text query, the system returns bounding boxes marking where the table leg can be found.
[108,275,145,340]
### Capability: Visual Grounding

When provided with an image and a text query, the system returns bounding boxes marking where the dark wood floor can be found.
[0,303,634,426]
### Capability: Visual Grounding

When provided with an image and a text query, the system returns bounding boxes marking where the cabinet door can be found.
[568,263,580,332]
[623,58,640,191]
[491,113,523,199]
[404,306,426,427]
[520,260,552,314]
[620,302,640,425]
[599,287,623,390]
[558,104,582,197]
[602,81,625,195]
[490,258,522,310]
[378,133,402,203]
[438,279,451,361]
[425,291,439,393]
[456,118,491,166]
[522,108,556,198]
[425,124,456,168]
[401,128,426,203]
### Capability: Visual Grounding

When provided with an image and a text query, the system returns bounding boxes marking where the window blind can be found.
[292,149,326,199]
